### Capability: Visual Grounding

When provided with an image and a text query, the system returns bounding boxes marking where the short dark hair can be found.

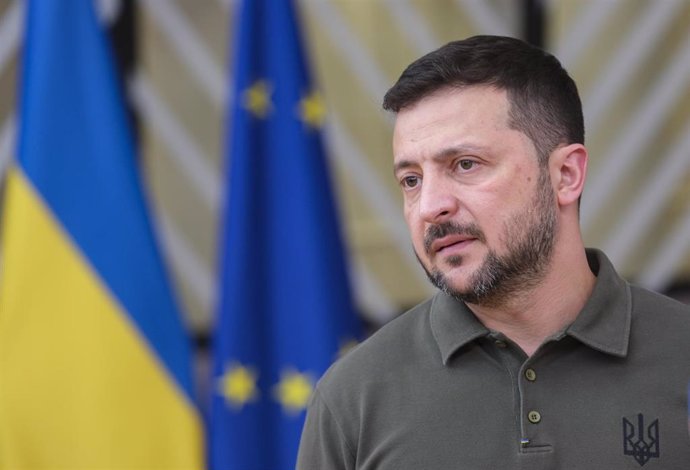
[382,35,584,165]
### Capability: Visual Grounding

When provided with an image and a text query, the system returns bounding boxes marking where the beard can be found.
[420,167,558,308]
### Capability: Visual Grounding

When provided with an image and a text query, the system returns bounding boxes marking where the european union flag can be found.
[209,0,361,468]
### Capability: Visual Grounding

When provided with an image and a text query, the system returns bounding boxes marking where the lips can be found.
[430,235,476,255]
[424,222,485,257]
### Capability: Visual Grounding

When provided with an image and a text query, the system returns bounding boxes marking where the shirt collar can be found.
[565,248,631,358]
[429,292,489,365]
[429,248,632,364]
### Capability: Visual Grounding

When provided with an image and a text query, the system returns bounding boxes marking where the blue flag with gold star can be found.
[209,0,360,468]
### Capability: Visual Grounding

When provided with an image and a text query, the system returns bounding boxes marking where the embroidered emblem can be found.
[623,413,660,466]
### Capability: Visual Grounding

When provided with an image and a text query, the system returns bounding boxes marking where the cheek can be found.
[404,210,426,247]
[471,197,512,242]
[477,199,527,247]
[403,202,418,230]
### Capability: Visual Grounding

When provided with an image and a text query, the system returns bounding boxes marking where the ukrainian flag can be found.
[0,2,203,468]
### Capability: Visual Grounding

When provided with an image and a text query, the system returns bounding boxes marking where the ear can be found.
[550,143,588,207]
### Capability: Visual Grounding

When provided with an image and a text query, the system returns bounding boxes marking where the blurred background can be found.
[1,0,689,343]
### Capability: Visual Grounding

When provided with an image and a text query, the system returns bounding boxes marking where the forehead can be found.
[392,86,514,161]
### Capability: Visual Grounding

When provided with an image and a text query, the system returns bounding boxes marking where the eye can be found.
[400,175,421,189]
[457,159,476,171]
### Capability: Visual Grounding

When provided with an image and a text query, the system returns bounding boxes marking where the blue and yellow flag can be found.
[0,1,204,468]
[209,0,360,468]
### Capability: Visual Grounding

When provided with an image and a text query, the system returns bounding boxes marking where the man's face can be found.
[392,86,558,307]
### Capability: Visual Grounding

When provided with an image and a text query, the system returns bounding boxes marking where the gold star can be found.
[298,91,326,128]
[218,362,259,409]
[273,369,314,414]
[242,80,273,118]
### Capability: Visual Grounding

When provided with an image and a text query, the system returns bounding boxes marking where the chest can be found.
[354,344,690,470]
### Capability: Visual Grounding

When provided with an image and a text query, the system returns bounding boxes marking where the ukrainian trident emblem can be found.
[623,414,660,466]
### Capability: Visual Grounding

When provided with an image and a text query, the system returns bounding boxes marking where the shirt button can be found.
[525,368,537,382]
[494,340,507,348]
[528,411,541,424]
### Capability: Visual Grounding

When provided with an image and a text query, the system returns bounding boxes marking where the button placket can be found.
[523,367,539,424]
[519,362,545,448]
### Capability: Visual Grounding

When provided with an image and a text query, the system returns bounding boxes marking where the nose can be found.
[418,176,459,223]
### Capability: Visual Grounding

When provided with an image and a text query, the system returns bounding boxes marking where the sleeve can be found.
[296,387,356,470]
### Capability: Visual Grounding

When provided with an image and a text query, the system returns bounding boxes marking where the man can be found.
[297,35,690,469]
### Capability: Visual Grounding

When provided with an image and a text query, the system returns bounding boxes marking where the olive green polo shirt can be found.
[297,250,690,469]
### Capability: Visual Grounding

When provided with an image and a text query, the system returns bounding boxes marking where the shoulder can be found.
[314,296,440,410]
[629,283,690,321]
[628,283,690,347]
[320,297,436,388]
[299,298,438,467]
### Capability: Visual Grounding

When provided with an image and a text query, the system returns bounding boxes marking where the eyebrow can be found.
[393,144,488,175]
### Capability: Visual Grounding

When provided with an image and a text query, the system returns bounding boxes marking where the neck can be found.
[467,243,596,357]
